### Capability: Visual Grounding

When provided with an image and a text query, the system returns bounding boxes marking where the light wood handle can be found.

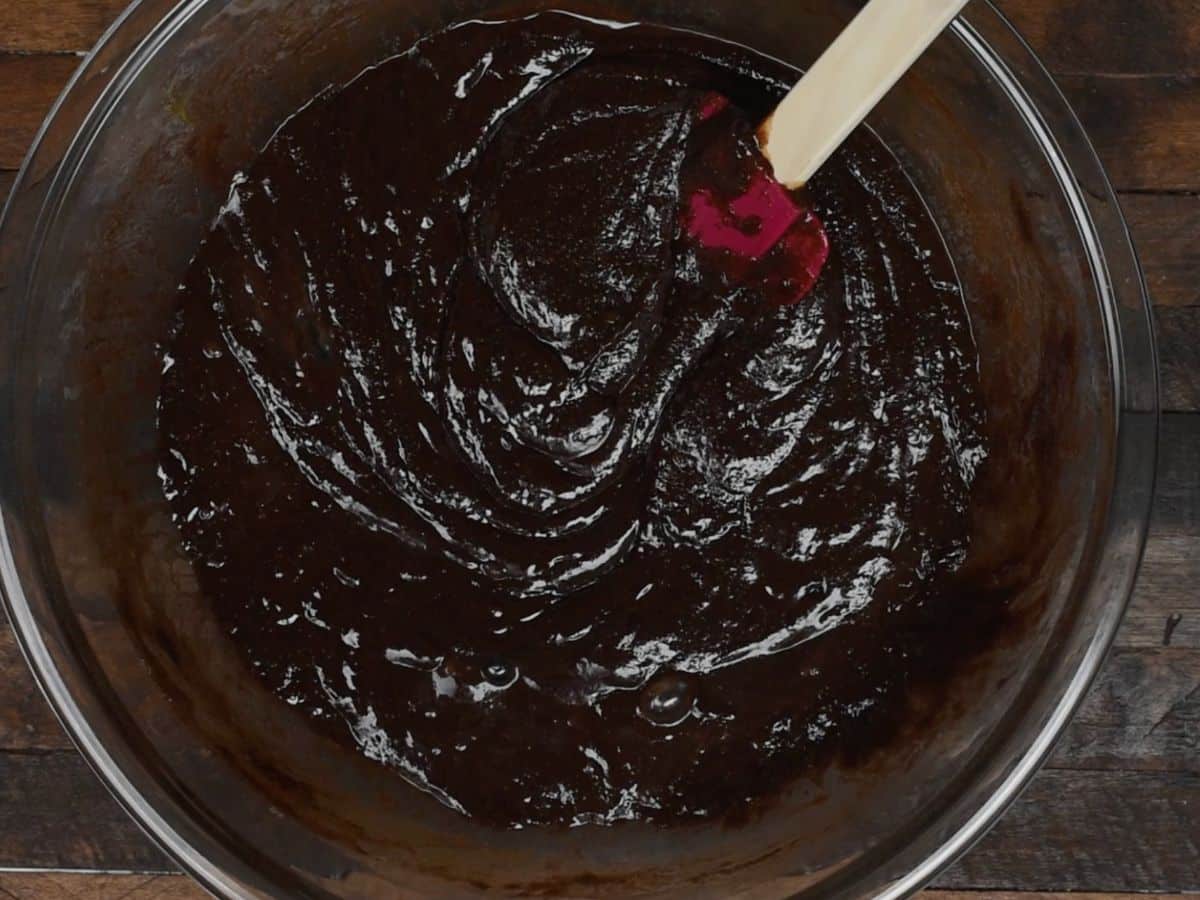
[760,0,971,188]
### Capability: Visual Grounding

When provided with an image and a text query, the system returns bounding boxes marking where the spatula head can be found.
[682,93,831,306]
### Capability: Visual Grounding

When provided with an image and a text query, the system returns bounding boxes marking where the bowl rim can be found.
[0,1,1159,897]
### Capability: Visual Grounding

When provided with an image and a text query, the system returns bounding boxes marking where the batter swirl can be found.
[158,13,988,828]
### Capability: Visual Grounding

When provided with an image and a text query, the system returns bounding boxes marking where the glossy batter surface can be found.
[157,13,989,828]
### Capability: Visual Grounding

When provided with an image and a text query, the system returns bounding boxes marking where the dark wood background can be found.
[1,1,1197,897]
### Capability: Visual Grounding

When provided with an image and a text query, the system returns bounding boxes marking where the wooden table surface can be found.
[1,1,1198,897]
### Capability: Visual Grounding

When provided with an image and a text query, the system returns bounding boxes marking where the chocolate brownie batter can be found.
[157,12,988,828]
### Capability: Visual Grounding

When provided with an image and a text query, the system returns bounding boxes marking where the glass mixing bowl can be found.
[0,1,1157,897]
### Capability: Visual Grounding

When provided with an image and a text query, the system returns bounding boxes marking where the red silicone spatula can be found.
[685,0,972,304]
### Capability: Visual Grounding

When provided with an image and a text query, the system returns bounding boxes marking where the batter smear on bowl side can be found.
[157,12,989,829]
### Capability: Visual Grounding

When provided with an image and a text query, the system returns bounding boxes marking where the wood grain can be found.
[0,752,170,871]
[1061,74,1200,193]
[936,770,1200,892]
[1122,415,1200,660]
[0,628,70,751]
[1123,535,1200,650]
[1049,647,1200,773]
[1156,307,1200,413]
[1123,193,1200,308]
[0,873,205,900]
[0,54,79,171]
[0,1,129,54]
[0,170,14,209]
[1153,413,1200,540]
[998,0,1200,76]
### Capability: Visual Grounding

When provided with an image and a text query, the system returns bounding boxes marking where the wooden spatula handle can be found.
[759,0,972,188]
